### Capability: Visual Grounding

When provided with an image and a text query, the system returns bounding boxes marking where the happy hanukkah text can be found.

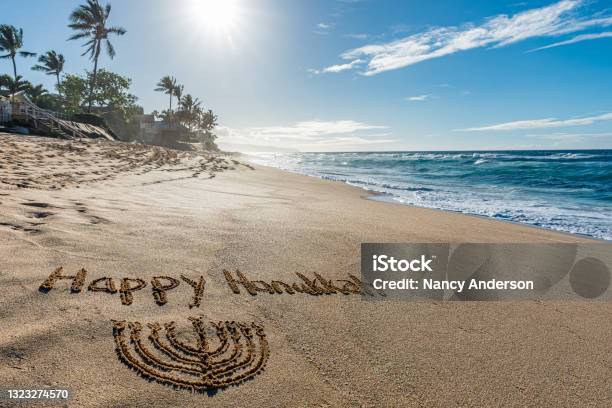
[38,267,381,307]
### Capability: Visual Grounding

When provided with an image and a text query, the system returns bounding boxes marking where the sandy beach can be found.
[1,134,610,407]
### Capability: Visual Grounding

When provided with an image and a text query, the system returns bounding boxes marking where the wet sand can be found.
[0,134,610,407]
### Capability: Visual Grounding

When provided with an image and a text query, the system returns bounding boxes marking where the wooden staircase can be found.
[11,95,89,140]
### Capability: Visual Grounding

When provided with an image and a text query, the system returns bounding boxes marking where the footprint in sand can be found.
[21,202,52,208]
[0,221,41,234]
[71,202,111,225]
[28,211,54,219]
[88,215,110,224]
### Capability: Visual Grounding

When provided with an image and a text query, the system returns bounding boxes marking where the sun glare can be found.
[189,0,241,33]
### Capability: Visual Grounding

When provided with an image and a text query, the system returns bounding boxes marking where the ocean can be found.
[251,150,612,241]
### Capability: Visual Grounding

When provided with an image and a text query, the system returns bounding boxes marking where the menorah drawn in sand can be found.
[112,317,269,392]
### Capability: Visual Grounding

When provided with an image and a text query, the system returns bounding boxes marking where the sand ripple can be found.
[0,134,247,190]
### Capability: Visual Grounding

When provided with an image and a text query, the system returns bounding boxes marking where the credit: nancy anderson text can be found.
[370,254,535,292]
[361,243,612,301]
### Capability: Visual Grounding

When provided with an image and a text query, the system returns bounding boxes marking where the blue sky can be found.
[3,0,612,151]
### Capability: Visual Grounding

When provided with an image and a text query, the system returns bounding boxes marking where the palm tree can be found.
[68,0,126,113]
[0,74,10,96]
[179,94,201,111]
[198,109,218,132]
[155,75,177,120]
[31,51,65,95]
[0,74,31,98]
[178,94,201,132]
[26,84,48,104]
[197,109,219,150]
[0,25,36,80]
[173,84,184,105]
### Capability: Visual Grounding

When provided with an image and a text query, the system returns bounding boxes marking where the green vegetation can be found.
[154,75,220,151]
[173,85,184,107]
[58,69,142,139]
[155,76,178,119]
[177,94,201,132]
[59,69,138,116]
[0,25,36,80]
[57,74,88,113]
[31,51,65,95]
[24,83,47,104]
[0,0,220,151]
[0,74,30,96]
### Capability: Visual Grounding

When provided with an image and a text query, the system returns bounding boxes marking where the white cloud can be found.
[247,120,387,138]
[406,94,433,101]
[523,132,612,146]
[313,22,333,35]
[315,0,612,75]
[308,59,363,74]
[458,112,612,131]
[215,120,395,151]
[526,132,612,140]
[530,31,612,51]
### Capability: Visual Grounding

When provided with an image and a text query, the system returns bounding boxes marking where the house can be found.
[137,114,189,148]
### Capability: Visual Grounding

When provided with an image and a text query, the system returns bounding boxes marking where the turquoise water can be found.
[252,150,612,240]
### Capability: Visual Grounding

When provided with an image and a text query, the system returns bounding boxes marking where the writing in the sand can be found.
[222,269,380,296]
[39,267,206,308]
[38,267,381,306]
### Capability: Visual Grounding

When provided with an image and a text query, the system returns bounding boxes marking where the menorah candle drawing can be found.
[111,317,270,391]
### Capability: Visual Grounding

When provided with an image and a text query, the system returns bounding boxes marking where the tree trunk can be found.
[88,45,99,113]
[56,72,62,97]
[169,93,173,123]
[11,56,17,80]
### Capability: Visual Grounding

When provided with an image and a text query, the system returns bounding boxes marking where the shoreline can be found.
[369,193,607,243]
[246,160,603,243]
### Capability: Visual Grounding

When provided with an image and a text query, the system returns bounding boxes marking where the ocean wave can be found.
[251,150,612,240]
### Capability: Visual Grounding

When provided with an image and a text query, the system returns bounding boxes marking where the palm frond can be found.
[81,41,96,57]
[67,32,91,41]
[173,84,184,99]
[68,0,125,69]
[107,26,126,35]
[31,50,65,75]
[155,75,178,94]
[69,8,96,25]
[31,65,47,72]
[68,22,95,31]
[105,40,115,59]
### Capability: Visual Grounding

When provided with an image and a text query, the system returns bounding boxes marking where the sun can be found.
[180,0,251,49]
[189,0,241,32]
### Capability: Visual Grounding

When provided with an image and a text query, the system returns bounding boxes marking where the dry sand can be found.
[0,134,610,407]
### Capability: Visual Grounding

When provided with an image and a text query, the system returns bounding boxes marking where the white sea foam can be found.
[250,151,612,240]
